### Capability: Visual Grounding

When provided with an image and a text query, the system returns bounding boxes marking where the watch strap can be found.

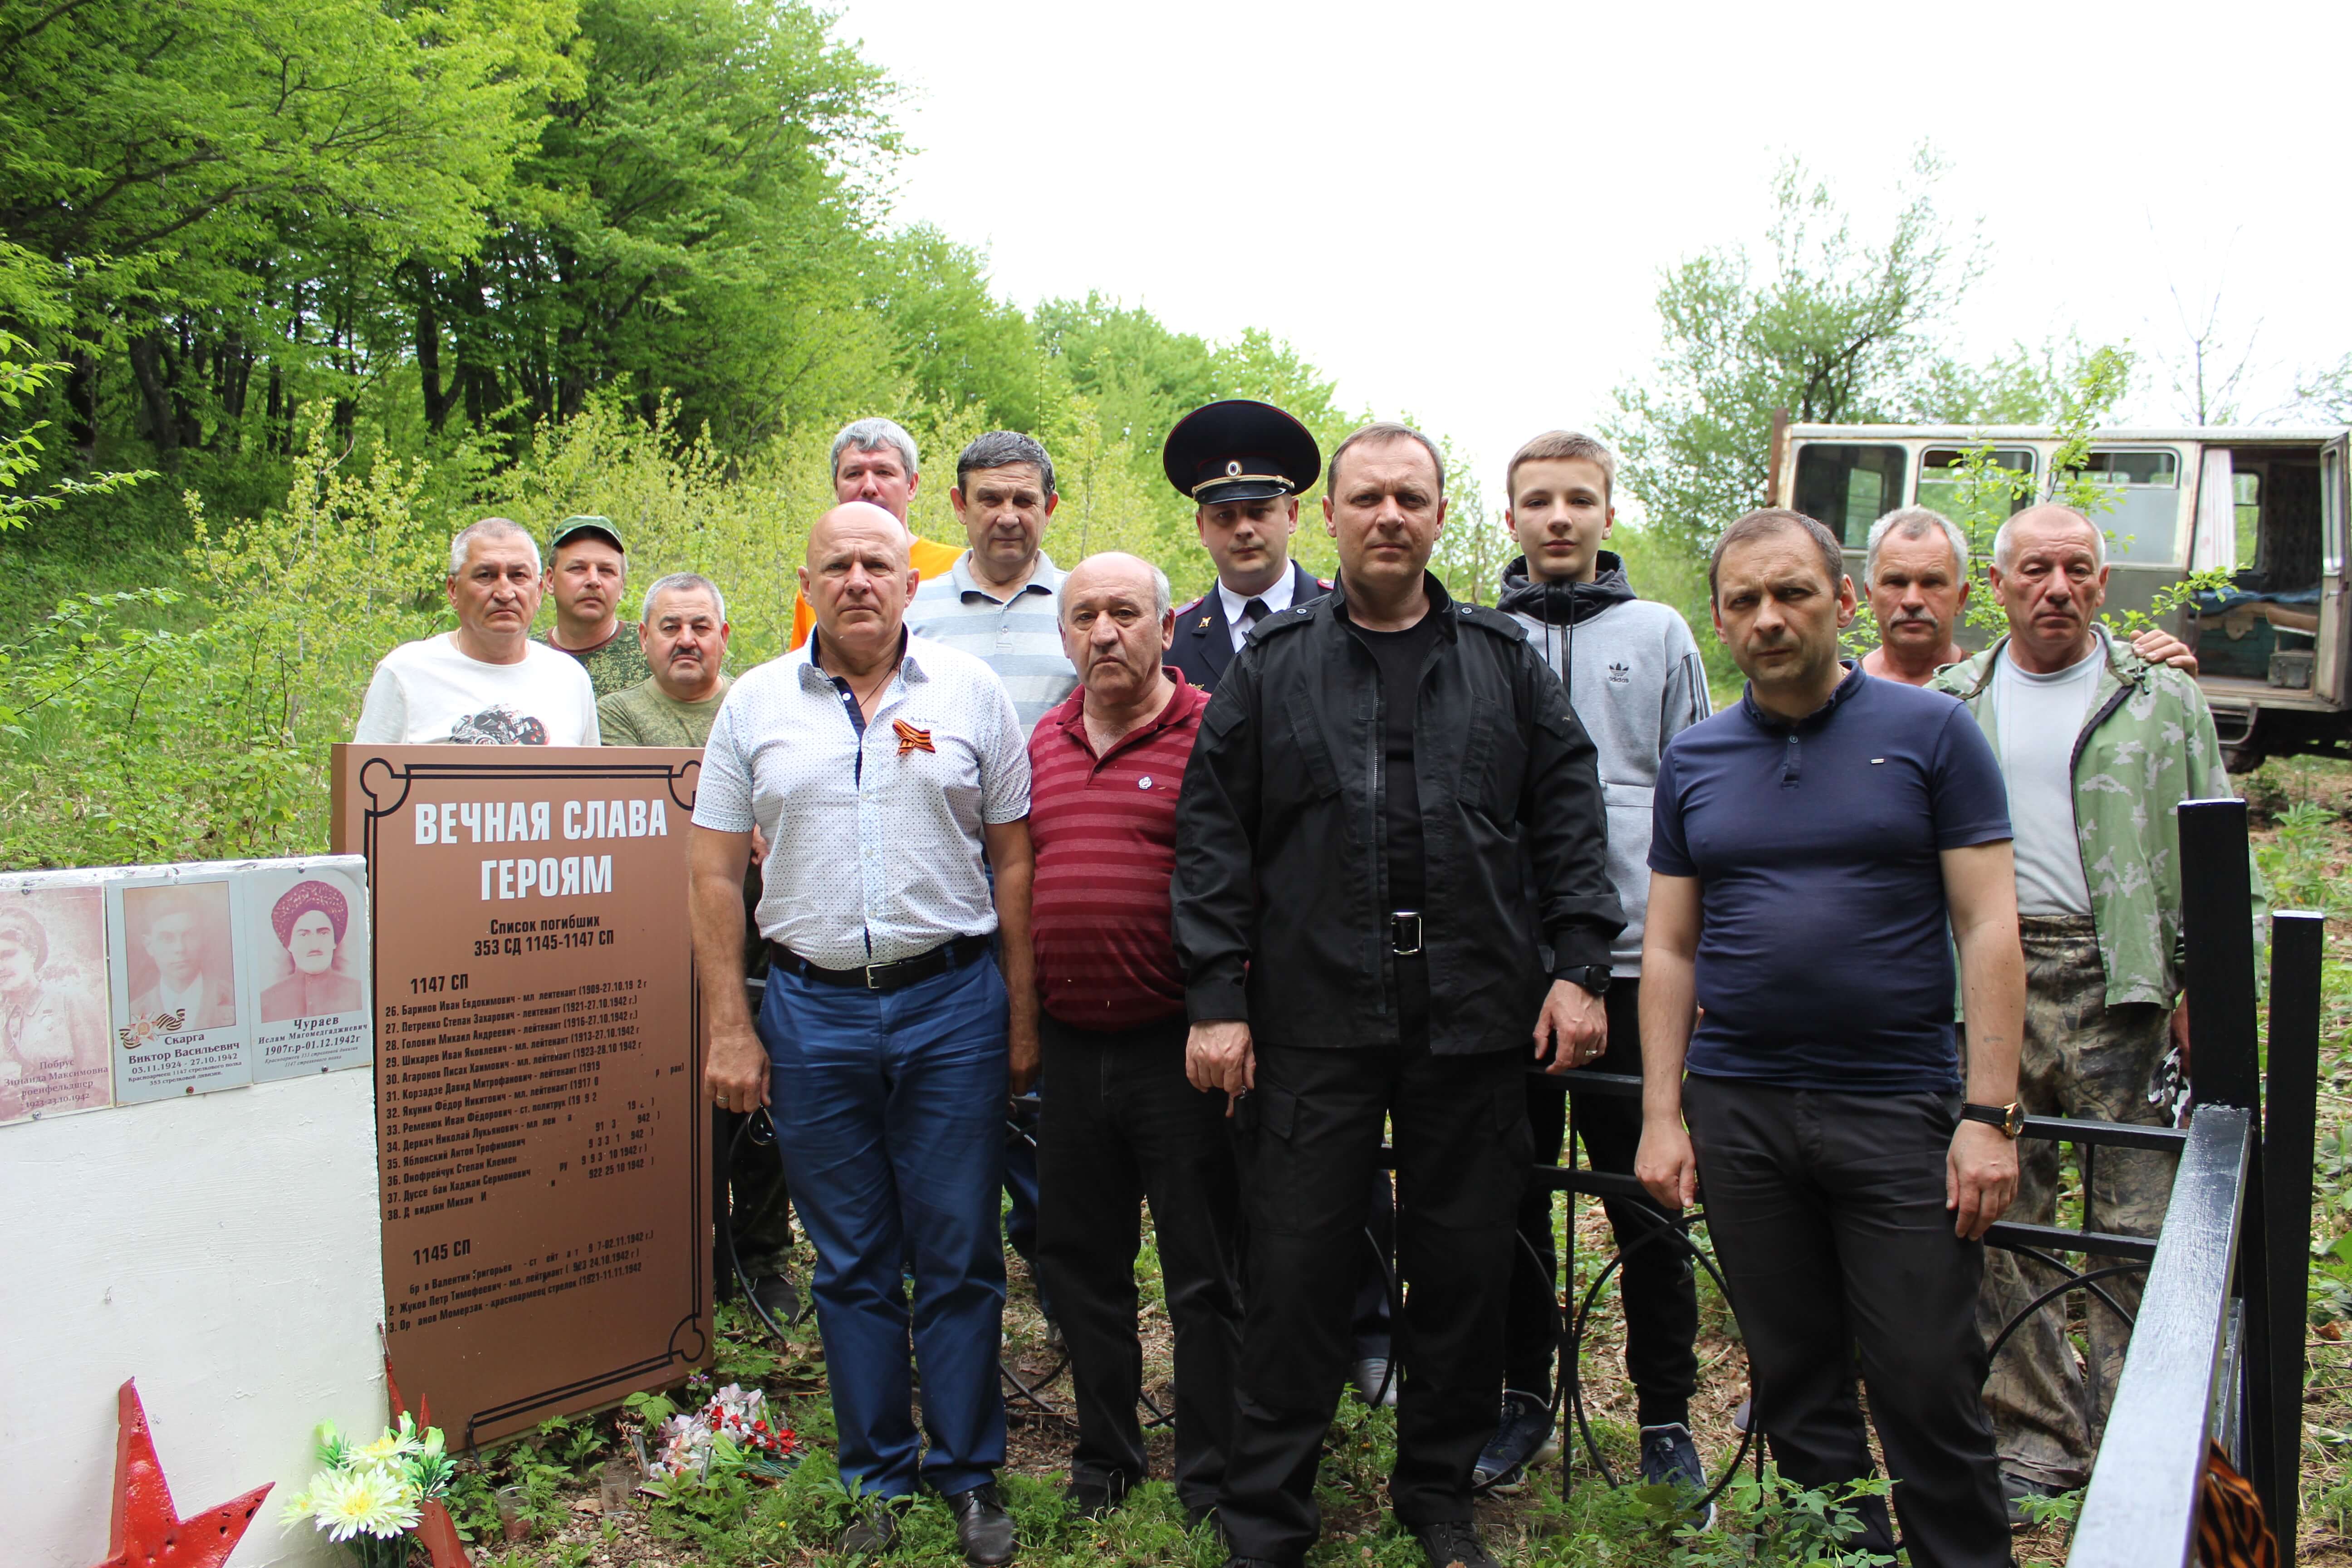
[1960,1101,2024,1138]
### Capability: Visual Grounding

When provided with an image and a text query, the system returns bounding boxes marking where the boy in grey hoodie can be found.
[1473,432,1715,1506]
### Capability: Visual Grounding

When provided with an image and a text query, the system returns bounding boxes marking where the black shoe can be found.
[2002,1470,2064,1531]
[840,1494,909,1555]
[1411,1519,1498,1568]
[1638,1423,1716,1530]
[1218,1558,1286,1568]
[946,1482,1017,1565]
[749,1269,802,1324]
[1472,1388,1558,1494]
[1062,1471,1130,1520]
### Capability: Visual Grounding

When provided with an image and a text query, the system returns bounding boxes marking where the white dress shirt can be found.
[693,634,1031,968]
[1216,571,1298,653]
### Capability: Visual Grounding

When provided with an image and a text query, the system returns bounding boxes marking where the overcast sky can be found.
[831,0,2352,509]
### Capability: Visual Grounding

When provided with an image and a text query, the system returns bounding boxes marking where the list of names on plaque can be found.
[335,747,709,1446]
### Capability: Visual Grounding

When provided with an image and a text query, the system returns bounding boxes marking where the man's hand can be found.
[749,823,770,867]
[1946,1120,2019,1240]
[1534,978,1607,1073]
[1636,1120,1698,1210]
[706,1022,769,1114]
[2170,999,2191,1077]
[2129,627,2199,676]
[1186,1019,1254,1114]
[1009,1013,1041,1096]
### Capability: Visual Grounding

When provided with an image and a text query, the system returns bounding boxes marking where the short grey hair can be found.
[640,571,727,627]
[1993,506,2106,572]
[956,431,1057,497]
[1709,509,1847,603]
[1865,507,1970,588]
[830,417,919,480]
[449,517,540,577]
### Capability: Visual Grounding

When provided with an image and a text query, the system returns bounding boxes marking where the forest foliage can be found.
[1,4,2127,868]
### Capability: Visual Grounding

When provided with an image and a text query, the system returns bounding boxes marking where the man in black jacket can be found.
[1174,422,1622,1568]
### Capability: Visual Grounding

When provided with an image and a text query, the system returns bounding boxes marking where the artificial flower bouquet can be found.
[283,1412,456,1568]
[644,1380,799,1488]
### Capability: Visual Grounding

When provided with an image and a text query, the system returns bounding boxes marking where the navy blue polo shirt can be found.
[1648,663,2011,1092]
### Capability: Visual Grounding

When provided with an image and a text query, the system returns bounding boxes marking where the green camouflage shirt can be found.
[538,625,652,699]
[598,674,730,748]
[1933,627,2262,1008]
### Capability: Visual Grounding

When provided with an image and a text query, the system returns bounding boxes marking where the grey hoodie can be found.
[1498,551,1711,975]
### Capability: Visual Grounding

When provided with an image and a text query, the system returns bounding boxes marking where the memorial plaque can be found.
[0,873,115,1123]
[106,870,254,1103]
[333,745,711,1447]
[244,857,375,1081]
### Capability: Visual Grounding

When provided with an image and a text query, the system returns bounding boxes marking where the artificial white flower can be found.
[310,1465,421,1542]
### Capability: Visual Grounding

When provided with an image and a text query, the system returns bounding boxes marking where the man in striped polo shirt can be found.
[1028,551,1239,1533]
[906,430,1079,728]
[906,428,1080,1323]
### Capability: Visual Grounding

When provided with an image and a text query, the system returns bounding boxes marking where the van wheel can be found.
[2223,744,2264,774]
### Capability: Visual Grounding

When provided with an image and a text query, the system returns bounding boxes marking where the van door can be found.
[2320,434,2349,702]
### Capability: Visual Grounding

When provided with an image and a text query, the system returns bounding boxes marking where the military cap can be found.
[1162,400,1321,507]
[550,514,625,553]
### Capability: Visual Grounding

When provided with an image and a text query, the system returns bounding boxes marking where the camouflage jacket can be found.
[1933,627,2260,1008]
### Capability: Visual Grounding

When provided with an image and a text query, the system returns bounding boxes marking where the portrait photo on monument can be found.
[0,882,111,1124]
[245,859,374,1079]
[106,874,253,1102]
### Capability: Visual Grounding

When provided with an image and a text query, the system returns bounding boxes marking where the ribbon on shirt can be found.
[892,718,936,757]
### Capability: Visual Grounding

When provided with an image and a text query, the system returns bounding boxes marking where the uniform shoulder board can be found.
[1176,593,1208,617]
[1457,602,1529,640]
[1315,576,1333,589]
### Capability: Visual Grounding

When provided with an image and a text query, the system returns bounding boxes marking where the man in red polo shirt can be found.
[1029,550,1240,1534]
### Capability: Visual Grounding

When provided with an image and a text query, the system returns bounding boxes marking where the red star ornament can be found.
[87,1379,272,1568]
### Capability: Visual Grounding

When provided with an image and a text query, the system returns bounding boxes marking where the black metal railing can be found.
[2063,798,2323,1566]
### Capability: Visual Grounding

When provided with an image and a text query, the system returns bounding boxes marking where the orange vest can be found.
[789,535,966,649]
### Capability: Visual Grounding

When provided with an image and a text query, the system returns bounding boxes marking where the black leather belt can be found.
[770,935,991,991]
[1389,910,1423,957]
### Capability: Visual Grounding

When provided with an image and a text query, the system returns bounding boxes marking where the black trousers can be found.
[1684,1075,2013,1568]
[1035,1013,1242,1510]
[1220,1032,1529,1565]
[1502,981,1699,1424]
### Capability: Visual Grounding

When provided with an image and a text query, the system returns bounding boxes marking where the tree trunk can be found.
[415,282,453,434]
[125,333,180,468]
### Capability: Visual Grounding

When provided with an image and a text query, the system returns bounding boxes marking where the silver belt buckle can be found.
[1391,910,1423,957]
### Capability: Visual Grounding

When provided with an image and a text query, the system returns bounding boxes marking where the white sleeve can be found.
[979,678,1031,824]
[692,700,757,833]
[579,671,603,747]
[353,661,407,744]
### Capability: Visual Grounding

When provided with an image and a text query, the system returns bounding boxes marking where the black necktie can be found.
[1240,597,1270,631]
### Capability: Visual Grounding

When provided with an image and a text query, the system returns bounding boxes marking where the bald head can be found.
[807,500,912,571]
[1063,551,1171,623]
[801,501,920,663]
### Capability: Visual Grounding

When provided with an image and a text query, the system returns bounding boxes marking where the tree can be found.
[0,0,579,465]
[1607,149,1984,553]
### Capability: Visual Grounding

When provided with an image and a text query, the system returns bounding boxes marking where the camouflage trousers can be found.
[1976,915,2178,1490]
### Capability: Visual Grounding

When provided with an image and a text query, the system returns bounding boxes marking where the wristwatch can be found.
[1557,965,1613,995]
[1960,1101,2025,1138]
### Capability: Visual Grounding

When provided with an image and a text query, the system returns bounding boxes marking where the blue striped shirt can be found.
[904,550,1077,730]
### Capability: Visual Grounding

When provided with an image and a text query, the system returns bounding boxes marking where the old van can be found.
[1770,421,2352,768]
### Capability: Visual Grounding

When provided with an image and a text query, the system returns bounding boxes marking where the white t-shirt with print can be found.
[353,633,601,746]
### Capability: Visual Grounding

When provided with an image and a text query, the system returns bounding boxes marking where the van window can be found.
[2070,447,2183,564]
[1918,447,2037,519]
[2234,470,2261,568]
[1793,444,1908,548]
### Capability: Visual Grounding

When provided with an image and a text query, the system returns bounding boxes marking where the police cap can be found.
[1162,399,1321,507]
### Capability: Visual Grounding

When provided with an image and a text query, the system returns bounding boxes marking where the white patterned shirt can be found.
[693,633,1031,968]
[903,549,1077,730]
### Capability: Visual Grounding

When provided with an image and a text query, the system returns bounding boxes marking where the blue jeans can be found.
[758,949,1009,1498]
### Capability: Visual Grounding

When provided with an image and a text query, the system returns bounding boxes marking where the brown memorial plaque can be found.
[332,744,711,1447]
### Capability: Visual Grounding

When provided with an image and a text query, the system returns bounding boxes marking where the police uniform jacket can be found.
[1171,573,1622,1055]
[1170,561,1330,694]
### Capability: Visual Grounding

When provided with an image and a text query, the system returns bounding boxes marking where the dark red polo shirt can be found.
[1027,673,1207,1030]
